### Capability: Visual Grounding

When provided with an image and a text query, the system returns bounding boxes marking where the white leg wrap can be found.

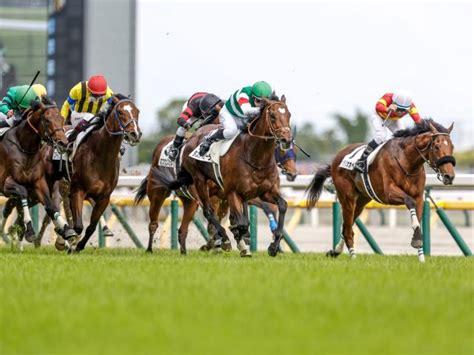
[52,212,66,230]
[349,247,356,259]
[417,247,425,263]
[237,239,248,252]
[335,237,345,254]
[21,199,31,224]
[409,208,420,231]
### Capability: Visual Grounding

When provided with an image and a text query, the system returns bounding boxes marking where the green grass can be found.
[0,247,472,355]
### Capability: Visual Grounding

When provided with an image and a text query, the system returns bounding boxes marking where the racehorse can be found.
[153,96,292,257]
[65,94,141,252]
[0,96,76,242]
[306,119,455,261]
[134,133,298,254]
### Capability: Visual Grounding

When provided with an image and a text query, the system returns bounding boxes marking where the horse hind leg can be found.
[35,213,51,248]
[75,198,109,252]
[178,199,198,255]
[146,189,169,253]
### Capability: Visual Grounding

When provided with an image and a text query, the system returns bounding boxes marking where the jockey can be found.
[0,85,42,128]
[354,91,423,173]
[199,81,273,156]
[61,74,114,142]
[168,92,224,161]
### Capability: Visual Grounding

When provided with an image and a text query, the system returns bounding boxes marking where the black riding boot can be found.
[199,129,225,156]
[354,140,379,173]
[68,119,90,143]
[168,135,184,161]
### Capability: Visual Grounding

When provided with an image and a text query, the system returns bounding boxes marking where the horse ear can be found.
[281,95,286,103]
[428,122,438,133]
[447,122,454,133]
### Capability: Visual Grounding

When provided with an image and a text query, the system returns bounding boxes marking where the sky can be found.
[136,0,473,148]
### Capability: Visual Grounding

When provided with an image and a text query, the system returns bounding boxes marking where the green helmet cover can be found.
[252,81,272,98]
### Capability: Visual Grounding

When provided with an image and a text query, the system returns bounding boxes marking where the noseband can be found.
[415,132,456,180]
[27,104,65,147]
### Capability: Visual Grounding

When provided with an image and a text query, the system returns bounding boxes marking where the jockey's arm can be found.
[375,94,393,119]
[238,92,261,117]
[0,87,16,115]
[408,104,422,124]
[61,83,81,119]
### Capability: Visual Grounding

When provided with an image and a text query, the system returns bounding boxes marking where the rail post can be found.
[355,218,383,255]
[282,229,300,253]
[110,204,144,249]
[250,205,257,252]
[98,221,105,248]
[31,205,39,233]
[192,217,209,242]
[171,199,178,250]
[422,194,431,256]
[332,201,341,250]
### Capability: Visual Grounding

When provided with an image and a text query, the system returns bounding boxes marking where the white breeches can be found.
[218,106,238,139]
[370,113,404,145]
[70,111,95,129]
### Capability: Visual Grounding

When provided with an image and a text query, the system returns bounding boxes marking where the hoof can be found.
[199,245,210,252]
[212,247,223,254]
[64,227,78,240]
[24,222,36,243]
[55,236,66,251]
[145,248,153,253]
[102,226,114,237]
[222,240,232,252]
[326,249,340,258]
[180,249,187,255]
[411,238,423,249]
[267,244,278,257]
[240,250,252,257]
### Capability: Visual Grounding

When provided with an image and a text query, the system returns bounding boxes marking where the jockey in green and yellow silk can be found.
[0,85,43,128]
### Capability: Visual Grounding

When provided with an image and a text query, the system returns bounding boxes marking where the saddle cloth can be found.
[339,141,387,171]
[0,127,9,137]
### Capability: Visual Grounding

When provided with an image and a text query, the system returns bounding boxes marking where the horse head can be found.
[29,96,68,152]
[249,95,292,150]
[105,94,142,146]
[424,121,456,185]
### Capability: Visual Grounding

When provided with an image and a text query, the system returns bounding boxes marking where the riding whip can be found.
[16,70,41,109]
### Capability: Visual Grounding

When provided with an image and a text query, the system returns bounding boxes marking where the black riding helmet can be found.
[199,94,223,121]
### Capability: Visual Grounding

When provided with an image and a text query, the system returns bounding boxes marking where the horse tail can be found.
[306,164,331,209]
[134,176,148,205]
[152,166,193,191]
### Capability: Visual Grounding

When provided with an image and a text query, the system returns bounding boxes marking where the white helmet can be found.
[393,91,412,110]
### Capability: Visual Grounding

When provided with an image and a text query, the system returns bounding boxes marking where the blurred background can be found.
[0,0,472,172]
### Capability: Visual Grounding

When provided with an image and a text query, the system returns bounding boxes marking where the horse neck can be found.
[396,134,429,171]
[95,124,123,158]
[14,113,41,152]
[244,114,276,166]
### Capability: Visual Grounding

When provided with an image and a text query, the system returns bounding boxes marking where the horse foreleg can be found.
[260,189,287,257]
[227,192,251,257]
[76,198,109,252]
[3,177,35,243]
[34,178,77,243]
[145,189,169,253]
[1,198,17,244]
[35,213,51,248]
[179,199,198,255]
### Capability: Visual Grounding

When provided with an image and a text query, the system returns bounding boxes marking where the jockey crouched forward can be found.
[60,75,125,154]
[199,81,274,156]
[168,93,224,161]
[0,84,47,128]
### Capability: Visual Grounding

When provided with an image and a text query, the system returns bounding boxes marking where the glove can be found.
[177,118,189,128]
[183,122,192,130]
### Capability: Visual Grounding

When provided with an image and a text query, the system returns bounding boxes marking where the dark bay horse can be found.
[134,133,298,254]
[65,94,141,252]
[153,97,292,257]
[0,96,76,242]
[306,119,455,261]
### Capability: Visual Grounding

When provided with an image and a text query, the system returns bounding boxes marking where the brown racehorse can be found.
[153,97,292,257]
[134,134,298,254]
[306,119,455,261]
[0,96,76,242]
[66,94,141,252]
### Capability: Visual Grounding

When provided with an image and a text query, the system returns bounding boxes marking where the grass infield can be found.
[0,247,472,355]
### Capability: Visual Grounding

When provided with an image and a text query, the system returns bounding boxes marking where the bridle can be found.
[247,102,291,148]
[103,98,140,140]
[275,146,297,178]
[415,132,456,181]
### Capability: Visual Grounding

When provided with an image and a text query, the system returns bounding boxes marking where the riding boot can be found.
[168,135,184,161]
[68,119,89,143]
[199,128,225,156]
[354,139,379,173]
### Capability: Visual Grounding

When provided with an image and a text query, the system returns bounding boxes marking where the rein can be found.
[247,102,291,142]
[103,98,138,136]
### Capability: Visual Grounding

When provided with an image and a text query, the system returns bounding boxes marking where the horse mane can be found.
[392,118,449,138]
